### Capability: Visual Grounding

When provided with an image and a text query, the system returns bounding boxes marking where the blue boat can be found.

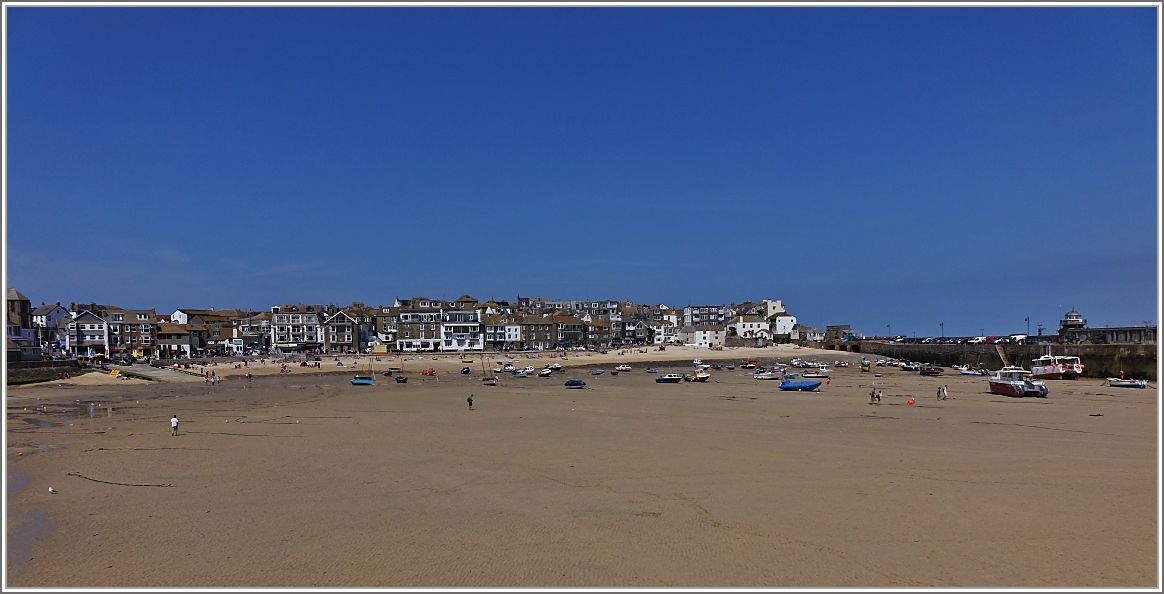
[646,368,659,373]
[460,366,471,374]
[779,379,822,392]
[351,376,374,386]
[395,376,407,383]
[565,379,586,388]
[610,370,619,376]
[589,369,605,375]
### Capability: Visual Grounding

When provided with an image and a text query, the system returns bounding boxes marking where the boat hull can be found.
[779,380,822,391]
[350,377,374,386]
[1108,378,1147,388]
[655,377,682,384]
[988,380,1048,398]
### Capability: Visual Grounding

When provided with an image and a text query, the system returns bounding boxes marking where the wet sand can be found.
[5,352,1158,587]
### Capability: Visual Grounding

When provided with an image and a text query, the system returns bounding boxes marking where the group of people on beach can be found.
[868,387,882,405]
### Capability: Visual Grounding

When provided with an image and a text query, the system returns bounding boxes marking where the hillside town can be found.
[6,290,821,361]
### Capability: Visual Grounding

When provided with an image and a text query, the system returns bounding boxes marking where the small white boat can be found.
[988,366,1048,397]
[802,365,831,378]
[684,370,711,382]
[752,371,781,380]
[615,364,632,372]
[538,368,553,377]
[1108,377,1147,388]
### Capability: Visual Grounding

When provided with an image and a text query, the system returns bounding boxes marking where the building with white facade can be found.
[270,304,325,352]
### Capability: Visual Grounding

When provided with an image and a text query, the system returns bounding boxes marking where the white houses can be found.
[270,304,325,353]
[441,309,482,352]
[650,320,680,345]
[680,324,726,348]
[769,312,799,339]
[727,315,771,340]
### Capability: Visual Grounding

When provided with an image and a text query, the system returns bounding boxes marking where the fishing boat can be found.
[615,364,632,372]
[538,368,553,377]
[900,362,920,372]
[589,369,605,375]
[655,373,683,383]
[726,364,735,370]
[959,366,986,376]
[988,366,1049,397]
[684,370,711,382]
[752,370,781,380]
[646,367,659,373]
[460,366,471,374]
[351,358,375,385]
[779,379,822,391]
[1030,351,1085,380]
[711,364,723,370]
[860,358,872,372]
[549,363,563,371]
[802,365,831,378]
[918,365,943,376]
[565,379,586,389]
[742,361,757,369]
[1108,377,1147,388]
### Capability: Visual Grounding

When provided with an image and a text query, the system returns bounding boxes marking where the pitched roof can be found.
[6,288,30,301]
[31,304,64,315]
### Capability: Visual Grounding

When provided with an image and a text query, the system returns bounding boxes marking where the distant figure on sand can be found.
[869,387,877,405]
[941,385,948,400]
[171,415,179,436]
[875,391,882,405]
[467,394,474,410]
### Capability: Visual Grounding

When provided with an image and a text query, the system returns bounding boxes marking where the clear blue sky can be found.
[5,6,1158,337]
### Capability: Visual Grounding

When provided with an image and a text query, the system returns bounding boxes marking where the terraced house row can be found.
[8,289,809,360]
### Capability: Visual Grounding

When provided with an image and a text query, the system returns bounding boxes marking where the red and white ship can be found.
[1029,351,1085,380]
[988,366,1049,397]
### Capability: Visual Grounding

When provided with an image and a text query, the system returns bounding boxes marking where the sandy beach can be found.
[5,347,1158,587]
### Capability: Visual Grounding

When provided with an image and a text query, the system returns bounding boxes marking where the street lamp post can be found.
[887,324,891,339]
[940,322,944,338]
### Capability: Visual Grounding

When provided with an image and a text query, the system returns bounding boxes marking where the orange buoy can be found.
[907,398,915,406]
[127,433,133,436]
[951,397,956,400]
[18,452,23,456]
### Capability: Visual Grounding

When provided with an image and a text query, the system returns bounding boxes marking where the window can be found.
[137,314,149,320]
[111,325,119,332]
[112,314,124,321]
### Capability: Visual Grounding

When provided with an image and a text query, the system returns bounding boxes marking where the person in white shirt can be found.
[171,415,179,436]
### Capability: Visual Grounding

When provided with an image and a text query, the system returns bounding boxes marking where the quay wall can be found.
[836,342,1158,380]
[6,360,86,380]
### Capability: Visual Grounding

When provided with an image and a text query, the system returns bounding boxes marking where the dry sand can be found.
[5,348,1158,587]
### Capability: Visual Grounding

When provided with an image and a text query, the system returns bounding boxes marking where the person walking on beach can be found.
[937,386,943,400]
[171,415,179,436]
[941,385,949,400]
[875,390,882,405]
[467,394,474,410]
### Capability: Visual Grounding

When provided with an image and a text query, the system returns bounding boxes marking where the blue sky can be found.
[5,6,1158,337]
